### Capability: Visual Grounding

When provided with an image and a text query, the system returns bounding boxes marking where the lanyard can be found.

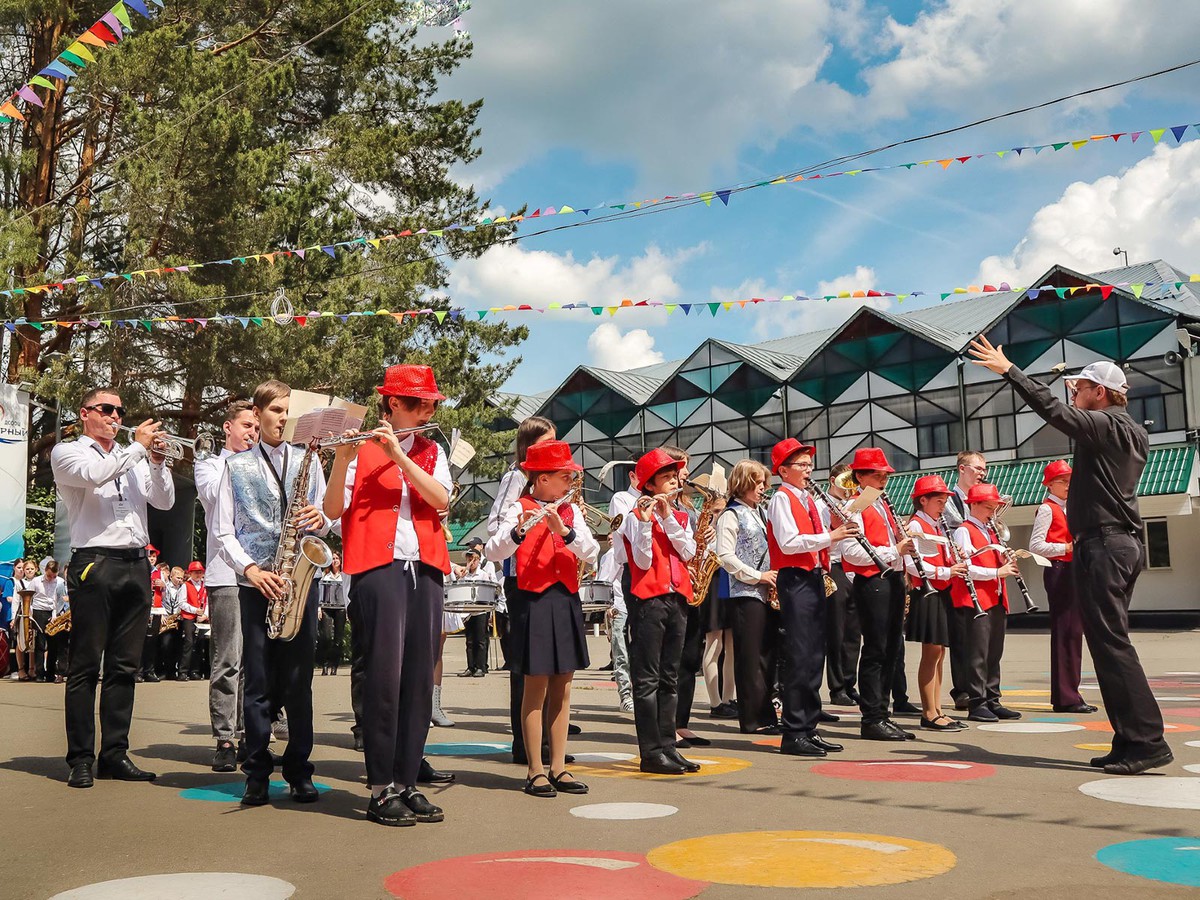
[259,443,290,521]
[91,443,124,500]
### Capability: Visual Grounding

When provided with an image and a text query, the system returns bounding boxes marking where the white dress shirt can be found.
[51,435,175,549]
[766,483,832,557]
[180,579,208,617]
[452,560,498,584]
[953,515,1004,585]
[343,434,452,562]
[484,500,600,571]
[194,447,240,588]
[905,511,955,582]
[715,505,766,586]
[616,507,695,576]
[813,494,843,564]
[607,486,640,566]
[1029,495,1070,559]
[30,575,67,613]
[162,582,185,615]
[839,497,905,572]
[597,547,625,614]
[942,485,970,530]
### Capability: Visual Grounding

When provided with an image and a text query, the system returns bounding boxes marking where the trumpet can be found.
[317,422,441,449]
[120,425,216,464]
[990,495,1039,614]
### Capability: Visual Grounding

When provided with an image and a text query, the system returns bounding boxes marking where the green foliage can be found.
[23,485,55,562]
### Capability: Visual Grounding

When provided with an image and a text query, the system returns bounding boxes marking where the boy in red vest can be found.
[615,448,697,775]
[1030,461,1095,714]
[324,364,452,827]
[485,440,599,798]
[950,483,1021,722]
[178,561,208,681]
[767,438,857,757]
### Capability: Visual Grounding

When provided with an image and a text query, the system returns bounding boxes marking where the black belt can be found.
[71,546,148,560]
[1076,525,1138,541]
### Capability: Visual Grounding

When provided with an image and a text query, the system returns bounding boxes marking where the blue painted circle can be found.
[424,741,512,756]
[1097,837,1200,887]
[1029,716,1075,723]
[180,780,332,802]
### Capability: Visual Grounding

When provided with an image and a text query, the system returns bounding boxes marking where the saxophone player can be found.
[212,380,331,807]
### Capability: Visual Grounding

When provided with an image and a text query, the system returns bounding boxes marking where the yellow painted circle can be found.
[1007,701,1055,711]
[1075,743,1113,752]
[1004,689,1051,697]
[570,755,752,780]
[647,830,956,888]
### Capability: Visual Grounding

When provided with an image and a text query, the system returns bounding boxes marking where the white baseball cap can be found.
[1064,361,1128,394]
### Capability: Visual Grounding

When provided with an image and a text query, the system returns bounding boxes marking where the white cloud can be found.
[978,141,1200,285]
[587,322,665,371]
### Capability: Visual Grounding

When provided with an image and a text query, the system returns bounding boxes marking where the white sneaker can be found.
[620,696,634,713]
[271,716,289,742]
[9,673,18,680]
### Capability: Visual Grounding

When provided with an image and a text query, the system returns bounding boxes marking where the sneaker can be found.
[272,717,290,742]
[710,702,738,719]
[620,696,634,713]
[212,741,237,773]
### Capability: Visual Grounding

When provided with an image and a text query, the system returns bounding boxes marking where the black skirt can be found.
[702,570,731,633]
[518,584,590,676]
[904,587,951,647]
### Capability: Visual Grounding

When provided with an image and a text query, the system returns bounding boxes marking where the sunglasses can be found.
[84,403,126,418]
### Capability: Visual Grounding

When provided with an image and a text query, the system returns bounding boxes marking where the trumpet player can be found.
[50,387,175,789]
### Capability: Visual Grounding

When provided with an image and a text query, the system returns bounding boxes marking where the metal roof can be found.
[712,338,807,378]
[580,366,665,405]
[895,291,1026,350]
[748,325,843,363]
[447,519,484,551]
[492,391,550,422]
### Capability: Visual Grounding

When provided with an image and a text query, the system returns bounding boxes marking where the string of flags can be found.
[2,118,1198,303]
[5,273,1199,332]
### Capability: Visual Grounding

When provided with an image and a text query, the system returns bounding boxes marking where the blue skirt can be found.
[517,583,590,676]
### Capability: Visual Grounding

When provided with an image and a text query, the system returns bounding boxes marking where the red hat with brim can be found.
[911,474,952,502]
[771,438,816,475]
[376,364,446,401]
[145,544,159,555]
[1042,459,1072,485]
[850,447,895,473]
[521,440,583,473]
[967,483,1002,505]
[187,561,205,573]
[635,448,683,491]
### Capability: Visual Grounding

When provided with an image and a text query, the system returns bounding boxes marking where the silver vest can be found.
[725,501,769,602]
[226,446,304,581]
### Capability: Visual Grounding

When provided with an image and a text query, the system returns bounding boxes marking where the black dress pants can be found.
[1075,532,1169,761]
[319,607,348,670]
[352,560,442,790]
[503,575,528,760]
[778,568,826,739]
[628,593,687,758]
[140,616,159,676]
[674,602,704,729]
[955,602,1006,709]
[64,550,152,768]
[180,619,198,676]
[730,595,780,732]
[947,596,970,705]
[854,571,906,725]
[348,600,365,740]
[824,563,860,699]
[32,609,53,680]
[239,584,317,784]
[464,613,490,673]
[1045,561,1085,707]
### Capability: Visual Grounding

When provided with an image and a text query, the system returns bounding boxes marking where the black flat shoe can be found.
[892,701,922,716]
[1054,703,1098,714]
[367,787,416,826]
[352,733,364,753]
[710,703,738,719]
[1104,750,1174,776]
[861,721,908,741]
[674,737,692,749]
[212,741,237,773]
[818,710,840,723]
[524,774,557,797]
[780,736,827,757]
[96,757,156,782]
[920,716,961,731]
[568,723,582,736]
[241,780,270,806]
[67,763,93,789]
[418,758,455,785]
[1091,752,1120,768]
[810,734,843,753]
[665,748,701,772]
[639,753,686,775]
[289,778,320,803]
[399,787,444,821]
[988,704,1021,720]
[549,771,589,794]
[829,692,856,706]
[236,740,247,763]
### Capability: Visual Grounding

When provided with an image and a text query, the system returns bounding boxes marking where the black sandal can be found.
[523,774,557,797]
[549,770,589,794]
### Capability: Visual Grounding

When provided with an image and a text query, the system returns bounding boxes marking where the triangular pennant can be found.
[16,86,43,107]
[0,101,24,121]
[89,22,118,43]
[59,50,88,68]
[125,0,153,17]
[321,246,336,258]
[1171,125,1188,143]
[66,42,97,63]
[41,63,76,80]
[699,192,714,207]
[1054,287,1068,299]
[715,190,731,206]
[1150,128,1166,143]
[1071,139,1088,150]
[1100,286,1114,300]
[1130,283,1144,298]
[111,4,133,29]
[707,302,720,316]
[1051,142,1069,151]
[936,159,952,169]
[99,12,124,38]
[29,75,57,90]
[477,310,488,320]
[434,311,447,323]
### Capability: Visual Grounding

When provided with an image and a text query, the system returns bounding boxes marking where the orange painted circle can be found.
[1082,721,1198,734]
[569,754,752,780]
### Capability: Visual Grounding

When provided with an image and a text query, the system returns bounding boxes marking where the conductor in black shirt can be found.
[969,338,1171,776]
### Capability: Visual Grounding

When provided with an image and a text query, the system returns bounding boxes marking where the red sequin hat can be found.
[635,448,683,491]
[911,474,951,501]
[966,483,1002,505]
[849,447,895,473]
[770,438,816,475]
[1042,460,1072,485]
[521,440,583,473]
[187,561,205,573]
[376,364,446,401]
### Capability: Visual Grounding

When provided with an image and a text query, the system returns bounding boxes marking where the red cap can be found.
[1042,460,1072,486]
[521,440,583,473]
[145,544,159,555]
[911,474,952,502]
[771,438,816,475]
[635,448,683,491]
[375,364,446,401]
[967,483,1002,505]
[850,447,895,473]
[187,561,205,574]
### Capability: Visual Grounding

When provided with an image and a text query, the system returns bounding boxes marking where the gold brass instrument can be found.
[580,500,623,536]
[990,495,1039,614]
[45,609,71,636]
[266,440,334,641]
[832,470,860,497]
[15,589,35,652]
[119,425,216,465]
[158,612,181,633]
[686,479,726,606]
[317,422,441,449]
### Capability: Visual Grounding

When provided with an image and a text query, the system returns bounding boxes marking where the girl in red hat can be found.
[904,476,969,731]
[485,440,598,797]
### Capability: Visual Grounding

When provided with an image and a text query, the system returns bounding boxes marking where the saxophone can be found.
[158,612,180,634]
[45,610,72,636]
[686,480,725,607]
[266,439,334,641]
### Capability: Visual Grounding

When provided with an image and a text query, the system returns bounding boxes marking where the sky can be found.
[430,0,1200,396]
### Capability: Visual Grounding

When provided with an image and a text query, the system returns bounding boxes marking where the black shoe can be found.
[524,774,557,797]
[1054,703,1098,714]
[241,780,270,806]
[289,778,320,803]
[920,716,961,731]
[1091,751,1121,768]
[598,661,614,672]
[884,719,917,740]
[1104,750,1174,776]
[988,703,1021,720]
[135,673,144,683]
[639,752,687,775]
[179,674,190,682]
[212,741,237,773]
[399,787,443,822]
[780,736,827,757]
[352,732,364,753]
[861,721,908,741]
[892,700,922,716]
[829,691,856,707]
[472,669,487,677]
[674,737,692,749]
[549,770,590,794]
[368,787,416,826]
[710,703,738,719]
[954,698,970,711]
[968,705,999,722]
[96,757,156,782]
[818,710,840,723]
[665,748,701,772]
[143,673,160,683]
[568,723,582,736]
[680,734,711,747]
[236,740,247,763]
[67,763,94,789]
[811,734,844,753]
[418,758,455,785]
[457,669,475,678]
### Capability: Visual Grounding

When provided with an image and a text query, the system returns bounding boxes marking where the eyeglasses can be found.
[84,403,125,418]
[963,464,987,474]
[782,461,814,470]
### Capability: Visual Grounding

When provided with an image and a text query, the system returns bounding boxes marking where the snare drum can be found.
[579,579,615,614]
[443,581,501,617]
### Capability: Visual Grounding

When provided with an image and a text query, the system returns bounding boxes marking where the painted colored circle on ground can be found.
[570,802,679,820]
[50,874,295,900]
[1082,720,1198,734]
[1160,707,1200,718]
[424,741,512,756]
[976,722,1084,734]
[1002,689,1051,697]
[1007,702,1056,712]
[1097,837,1200,887]
[1182,764,1200,774]
[570,751,636,763]
[1155,696,1200,702]
[812,758,995,783]
[1075,743,1114,752]
[1030,716,1076,723]
[646,830,956,889]
[569,754,751,780]
[1080,778,1200,810]
[179,781,331,803]
[384,849,708,900]
[1187,740,1200,748]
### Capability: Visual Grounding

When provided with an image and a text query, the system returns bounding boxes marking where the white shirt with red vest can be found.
[766,483,831,571]
[951,515,1009,611]
[180,578,208,620]
[616,506,695,601]
[839,497,905,577]
[905,511,957,590]
[484,496,599,592]
[1029,494,1072,561]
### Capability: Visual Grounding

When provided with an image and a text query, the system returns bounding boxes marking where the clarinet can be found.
[988,523,1040,614]
[939,514,987,620]
[880,492,939,601]
[808,482,889,572]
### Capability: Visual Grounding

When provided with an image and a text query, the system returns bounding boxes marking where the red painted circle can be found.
[1161,707,1200,718]
[811,758,995,783]
[1083,720,1199,734]
[384,849,709,900]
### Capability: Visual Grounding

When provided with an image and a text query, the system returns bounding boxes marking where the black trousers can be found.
[1075,532,1169,760]
[139,616,159,676]
[778,568,826,738]
[352,560,442,790]
[180,619,199,676]
[503,576,528,760]
[348,600,365,739]
[628,593,687,758]
[674,602,704,729]
[947,594,970,704]
[318,607,348,669]
[64,550,152,768]
[32,609,54,679]
[1045,561,1085,707]
[239,584,317,784]
[955,603,1006,708]
[892,635,910,705]
[730,595,780,732]
[464,613,490,673]
[824,563,860,699]
[854,571,906,725]
[49,632,69,678]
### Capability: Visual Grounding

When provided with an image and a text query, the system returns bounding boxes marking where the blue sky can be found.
[435,0,1200,395]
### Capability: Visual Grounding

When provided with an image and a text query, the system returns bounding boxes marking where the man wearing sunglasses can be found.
[50,388,175,789]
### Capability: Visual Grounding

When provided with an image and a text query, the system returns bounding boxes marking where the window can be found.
[1142,519,1171,569]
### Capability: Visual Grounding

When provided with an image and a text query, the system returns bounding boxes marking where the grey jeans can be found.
[610,608,631,701]
[208,585,244,742]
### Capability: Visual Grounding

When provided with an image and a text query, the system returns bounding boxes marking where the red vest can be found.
[909,515,953,591]
[151,572,164,610]
[766,488,830,572]
[342,436,451,577]
[949,520,1008,612]
[840,503,896,579]
[1042,499,1073,562]
[182,581,207,620]
[624,509,694,602]
[515,495,580,594]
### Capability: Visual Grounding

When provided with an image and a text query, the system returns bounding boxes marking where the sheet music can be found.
[282,390,368,441]
[844,486,882,515]
[291,408,348,446]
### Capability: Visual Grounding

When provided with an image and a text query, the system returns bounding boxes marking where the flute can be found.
[317,422,440,448]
